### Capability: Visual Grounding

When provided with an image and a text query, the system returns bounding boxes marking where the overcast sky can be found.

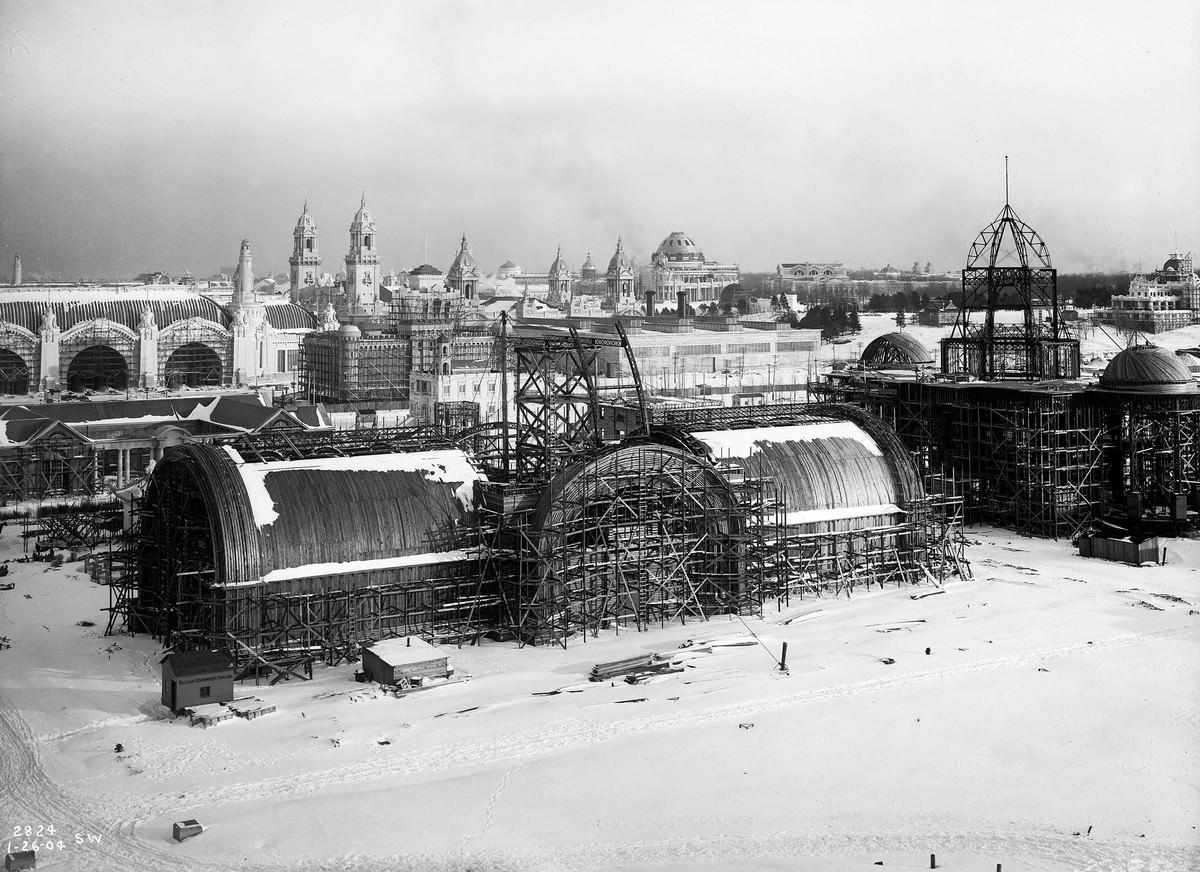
[1,0,1197,281]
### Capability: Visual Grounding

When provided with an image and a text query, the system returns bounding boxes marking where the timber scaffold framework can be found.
[103,322,970,670]
[103,426,496,682]
[476,390,970,647]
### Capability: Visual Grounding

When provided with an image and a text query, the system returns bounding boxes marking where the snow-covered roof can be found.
[224,447,483,528]
[692,422,883,459]
[364,636,446,666]
[139,442,488,590]
[690,420,912,520]
[257,549,478,585]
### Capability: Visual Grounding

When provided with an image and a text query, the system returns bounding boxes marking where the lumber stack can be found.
[590,653,678,682]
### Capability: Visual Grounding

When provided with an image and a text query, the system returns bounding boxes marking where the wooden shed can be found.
[360,636,451,685]
[1077,535,1162,566]
[161,650,235,712]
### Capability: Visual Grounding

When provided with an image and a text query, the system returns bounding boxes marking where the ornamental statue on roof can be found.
[321,302,339,331]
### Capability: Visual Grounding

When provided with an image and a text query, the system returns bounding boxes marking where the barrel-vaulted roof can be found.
[0,286,230,333]
[669,405,925,528]
[262,301,319,331]
[142,444,486,588]
[691,421,906,523]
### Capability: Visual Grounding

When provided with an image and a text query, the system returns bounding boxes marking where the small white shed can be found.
[360,637,452,686]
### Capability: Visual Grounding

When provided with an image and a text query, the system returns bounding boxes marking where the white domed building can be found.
[649,231,739,310]
[1110,251,1199,334]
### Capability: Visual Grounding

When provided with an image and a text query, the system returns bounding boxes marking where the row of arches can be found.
[0,342,224,395]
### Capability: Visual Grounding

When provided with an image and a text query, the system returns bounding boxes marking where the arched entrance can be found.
[67,345,128,391]
[164,342,223,388]
[0,348,31,394]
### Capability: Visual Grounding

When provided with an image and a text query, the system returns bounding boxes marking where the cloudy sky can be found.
[1,0,1197,281]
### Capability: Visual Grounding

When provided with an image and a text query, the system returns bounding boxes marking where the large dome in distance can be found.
[655,232,705,263]
[1098,344,1198,394]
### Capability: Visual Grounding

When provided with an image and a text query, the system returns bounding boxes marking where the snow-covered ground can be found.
[1,525,1197,872]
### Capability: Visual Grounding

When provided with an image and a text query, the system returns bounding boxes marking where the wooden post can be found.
[779,641,788,671]
[930,854,936,869]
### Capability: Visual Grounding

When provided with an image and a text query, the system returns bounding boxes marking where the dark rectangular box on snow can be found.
[4,851,36,871]
[172,820,204,842]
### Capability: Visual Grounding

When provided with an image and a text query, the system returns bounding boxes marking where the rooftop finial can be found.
[303,196,308,214]
[360,191,366,209]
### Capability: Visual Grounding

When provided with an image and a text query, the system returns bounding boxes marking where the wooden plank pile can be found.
[186,703,234,729]
[589,653,684,684]
[226,697,276,720]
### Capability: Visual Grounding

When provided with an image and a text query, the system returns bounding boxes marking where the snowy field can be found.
[1,524,1198,872]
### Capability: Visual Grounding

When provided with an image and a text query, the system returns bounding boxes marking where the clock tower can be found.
[345,193,380,314]
[289,200,322,299]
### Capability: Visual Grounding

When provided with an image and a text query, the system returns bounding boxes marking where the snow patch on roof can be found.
[190,396,223,422]
[777,503,902,526]
[220,445,280,526]
[692,422,882,458]
[251,549,479,585]
[222,447,485,528]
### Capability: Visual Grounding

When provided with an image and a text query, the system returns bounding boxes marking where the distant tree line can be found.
[1056,273,1131,309]
[866,290,933,312]
[797,304,861,340]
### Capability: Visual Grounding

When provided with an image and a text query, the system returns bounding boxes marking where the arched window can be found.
[67,345,128,391]
[164,342,223,388]
[0,348,30,394]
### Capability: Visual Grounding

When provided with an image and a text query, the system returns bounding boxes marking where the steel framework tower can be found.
[942,172,1080,381]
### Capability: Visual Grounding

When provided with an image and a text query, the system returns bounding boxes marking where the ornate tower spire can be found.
[547,245,573,308]
[290,200,322,298]
[606,236,635,306]
[345,195,380,314]
[446,233,480,300]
